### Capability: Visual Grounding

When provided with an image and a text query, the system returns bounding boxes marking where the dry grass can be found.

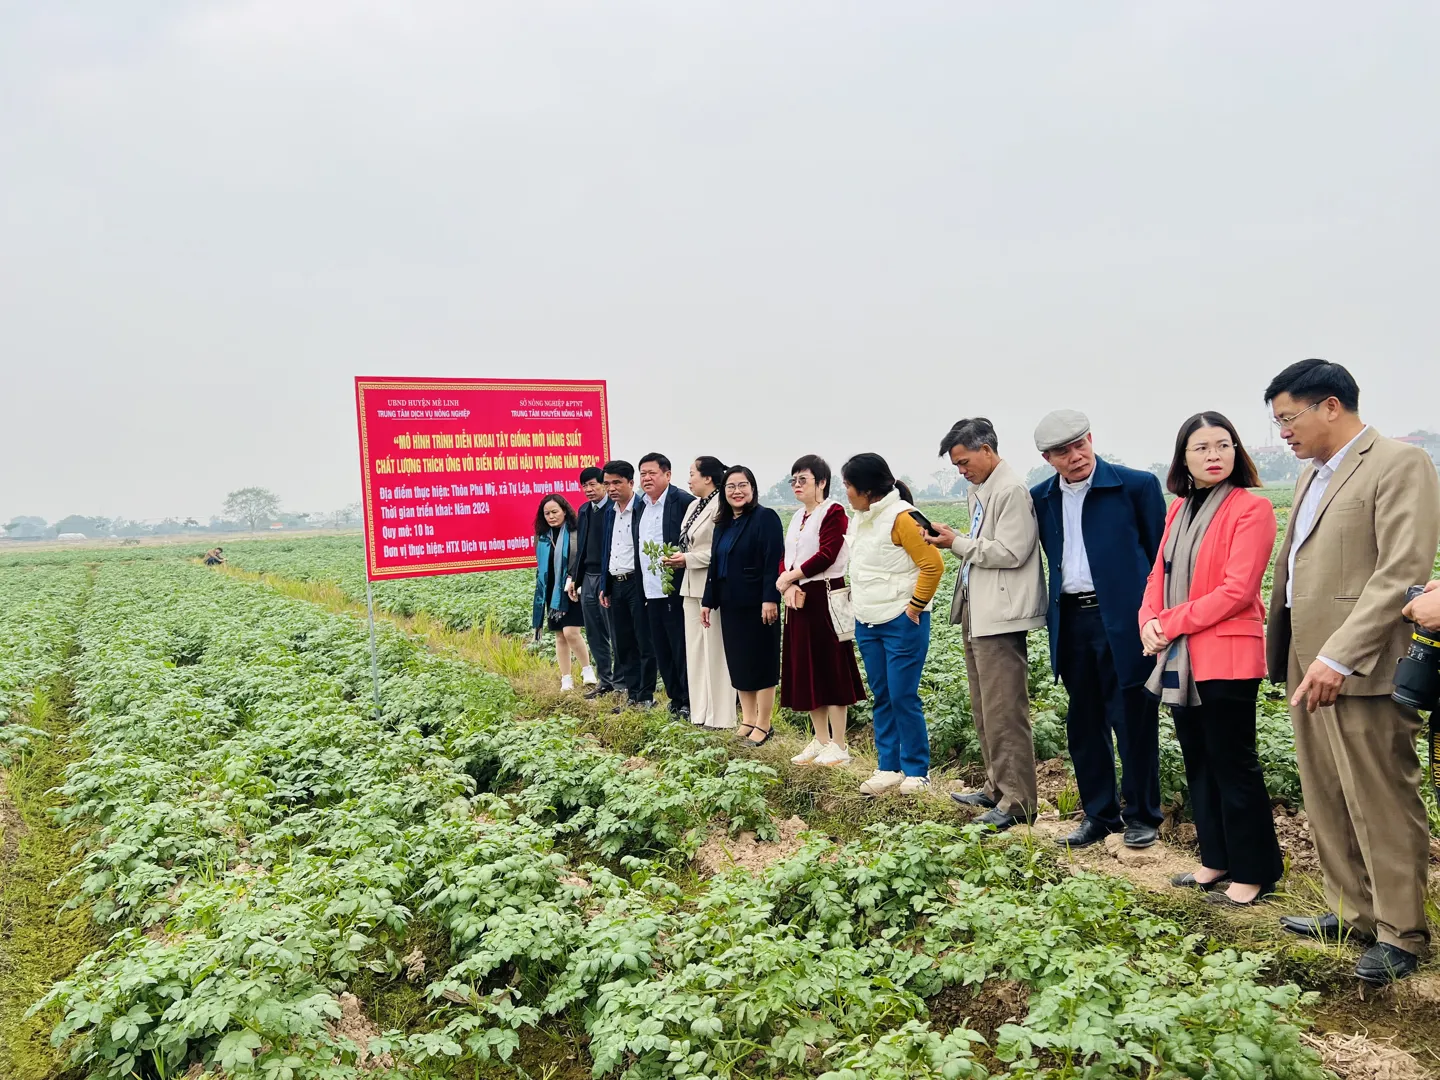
[1301,1031,1429,1080]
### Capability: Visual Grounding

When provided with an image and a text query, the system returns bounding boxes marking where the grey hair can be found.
[938,417,999,457]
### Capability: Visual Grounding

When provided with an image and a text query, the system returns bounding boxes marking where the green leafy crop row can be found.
[4,554,1333,1079]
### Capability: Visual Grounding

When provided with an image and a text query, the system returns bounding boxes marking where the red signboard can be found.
[355,377,610,580]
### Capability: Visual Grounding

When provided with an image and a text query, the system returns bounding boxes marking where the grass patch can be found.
[0,674,106,1080]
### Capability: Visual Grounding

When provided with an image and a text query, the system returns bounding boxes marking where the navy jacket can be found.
[702,507,785,609]
[1030,459,1167,687]
[600,486,696,596]
[573,498,607,578]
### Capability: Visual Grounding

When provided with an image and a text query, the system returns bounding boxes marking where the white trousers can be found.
[684,596,737,728]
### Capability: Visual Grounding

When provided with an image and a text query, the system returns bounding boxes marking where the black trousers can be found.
[1171,682,1284,886]
[580,571,616,690]
[608,575,656,703]
[645,594,689,711]
[1057,602,1162,830]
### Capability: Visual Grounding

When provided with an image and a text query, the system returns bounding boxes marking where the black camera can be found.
[1392,584,1440,711]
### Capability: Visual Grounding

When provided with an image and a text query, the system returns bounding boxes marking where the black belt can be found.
[611,571,636,582]
[1060,591,1099,610]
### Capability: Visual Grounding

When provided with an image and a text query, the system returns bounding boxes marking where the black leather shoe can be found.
[1355,943,1420,985]
[1278,913,1374,946]
[950,791,998,809]
[1122,823,1159,849]
[1058,818,1115,848]
[975,807,1031,831]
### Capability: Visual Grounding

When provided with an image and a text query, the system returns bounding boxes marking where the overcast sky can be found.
[3,2,1437,522]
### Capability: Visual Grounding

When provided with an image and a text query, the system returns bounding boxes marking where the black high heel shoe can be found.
[1204,883,1277,908]
[745,726,774,746]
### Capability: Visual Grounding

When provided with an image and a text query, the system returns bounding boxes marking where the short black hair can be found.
[1166,412,1260,497]
[938,417,998,457]
[789,454,832,499]
[1263,358,1360,412]
[638,452,671,473]
[601,460,634,481]
[693,455,727,489]
[579,466,604,485]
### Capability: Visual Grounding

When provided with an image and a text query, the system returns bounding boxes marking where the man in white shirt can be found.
[599,460,657,707]
[1264,358,1440,986]
[1030,410,1168,852]
[636,453,695,718]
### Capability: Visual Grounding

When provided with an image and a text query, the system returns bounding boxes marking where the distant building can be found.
[1395,430,1440,474]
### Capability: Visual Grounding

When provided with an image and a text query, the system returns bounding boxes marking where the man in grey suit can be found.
[1265,358,1440,986]
[926,418,1048,832]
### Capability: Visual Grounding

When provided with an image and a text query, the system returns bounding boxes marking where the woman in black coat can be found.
[702,465,785,744]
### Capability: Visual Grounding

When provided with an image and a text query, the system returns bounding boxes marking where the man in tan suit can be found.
[925,418,1048,831]
[1265,358,1440,985]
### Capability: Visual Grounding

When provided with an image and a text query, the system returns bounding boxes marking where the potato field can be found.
[1,510,1437,1080]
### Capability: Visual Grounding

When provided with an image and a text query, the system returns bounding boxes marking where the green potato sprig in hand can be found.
[642,540,681,596]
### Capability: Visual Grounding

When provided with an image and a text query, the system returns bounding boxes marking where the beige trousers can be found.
[1288,648,1430,953]
[961,598,1038,816]
[685,597,737,729]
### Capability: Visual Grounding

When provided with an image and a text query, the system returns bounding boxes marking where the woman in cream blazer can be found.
[665,456,737,728]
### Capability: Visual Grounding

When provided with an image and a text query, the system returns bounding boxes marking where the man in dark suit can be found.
[635,453,696,717]
[599,460,657,708]
[1031,410,1167,850]
[567,466,617,697]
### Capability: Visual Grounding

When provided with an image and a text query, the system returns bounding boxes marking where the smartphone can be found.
[908,509,939,537]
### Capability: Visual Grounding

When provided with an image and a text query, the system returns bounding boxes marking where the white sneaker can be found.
[814,743,852,768]
[859,770,905,796]
[560,674,574,692]
[580,665,598,687]
[790,739,824,765]
[898,774,931,795]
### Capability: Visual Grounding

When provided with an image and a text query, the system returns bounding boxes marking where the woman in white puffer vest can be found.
[841,453,945,796]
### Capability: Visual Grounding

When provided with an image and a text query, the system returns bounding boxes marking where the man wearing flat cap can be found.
[1031,410,1168,849]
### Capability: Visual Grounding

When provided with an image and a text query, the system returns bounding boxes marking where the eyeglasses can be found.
[788,475,812,487]
[1186,441,1234,455]
[1270,401,1322,429]
[724,483,752,493]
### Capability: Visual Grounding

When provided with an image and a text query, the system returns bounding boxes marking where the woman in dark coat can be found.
[702,465,785,744]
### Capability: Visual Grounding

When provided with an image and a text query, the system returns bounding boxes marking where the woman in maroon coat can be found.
[776,455,867,767]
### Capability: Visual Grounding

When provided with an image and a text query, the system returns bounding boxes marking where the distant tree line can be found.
[1,488,363,540]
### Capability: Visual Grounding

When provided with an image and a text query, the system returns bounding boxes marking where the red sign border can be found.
[354,376,611,581]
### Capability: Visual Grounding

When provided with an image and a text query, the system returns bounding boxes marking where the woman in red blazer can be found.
[1138,412,1283,906]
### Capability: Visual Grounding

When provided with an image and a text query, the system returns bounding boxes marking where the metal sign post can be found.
[365,580,383,719]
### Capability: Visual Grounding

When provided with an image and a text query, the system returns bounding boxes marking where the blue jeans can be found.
[855,610,931,777]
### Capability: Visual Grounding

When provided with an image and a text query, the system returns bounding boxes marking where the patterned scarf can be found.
[1144,482,1234,707]
[678,490,717,551]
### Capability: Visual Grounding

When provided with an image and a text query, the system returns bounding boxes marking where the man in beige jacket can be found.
[1265,358,1440,986]
[927,418,1048,830]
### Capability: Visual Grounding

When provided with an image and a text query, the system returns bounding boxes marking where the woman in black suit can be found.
[702,465,785,744]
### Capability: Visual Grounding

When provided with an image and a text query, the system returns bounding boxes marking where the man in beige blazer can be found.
[1264,359,1440,985]
[926,418,1048,831]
